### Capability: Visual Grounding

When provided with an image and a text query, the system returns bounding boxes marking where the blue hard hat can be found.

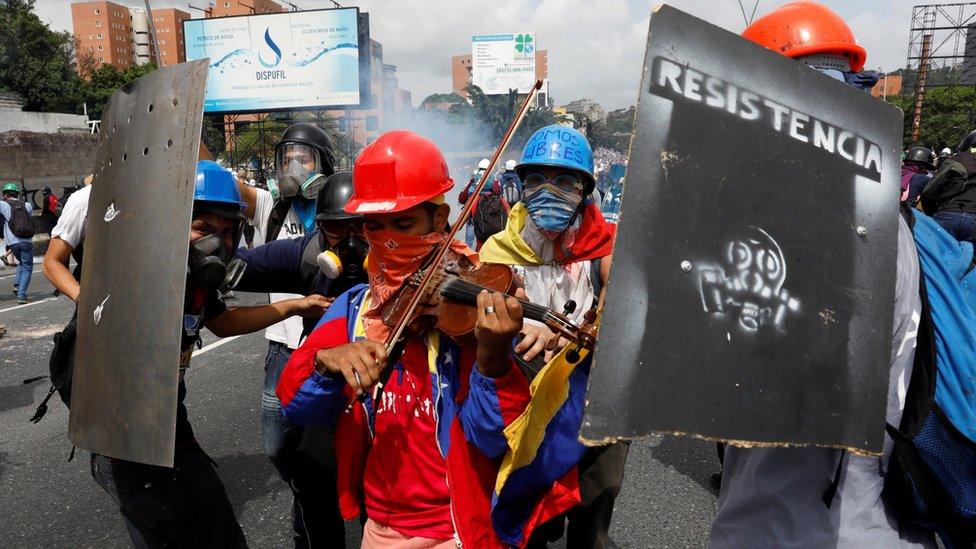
[194,160,245,218]
[516,125,595,190]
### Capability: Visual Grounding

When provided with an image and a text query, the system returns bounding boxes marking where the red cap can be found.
[346,130,455,214]
[742,1,866,72]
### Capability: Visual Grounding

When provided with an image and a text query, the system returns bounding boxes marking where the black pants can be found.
[91,445,247,549]
[526,441,631,549]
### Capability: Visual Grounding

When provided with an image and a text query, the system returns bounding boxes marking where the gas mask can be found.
[317,234,369,284]
[188,234,247,293]
[271,143,327,201]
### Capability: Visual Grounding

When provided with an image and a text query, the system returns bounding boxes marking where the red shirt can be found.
[363,337,454,539]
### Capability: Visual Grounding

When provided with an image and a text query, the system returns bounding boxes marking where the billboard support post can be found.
[144,0,161,65]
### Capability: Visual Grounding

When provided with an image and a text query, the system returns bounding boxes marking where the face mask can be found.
[523,183,583,234]
[188,234,246,293]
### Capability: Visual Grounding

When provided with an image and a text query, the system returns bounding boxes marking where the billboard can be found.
[183,8,365,113]
[472,33,536,95]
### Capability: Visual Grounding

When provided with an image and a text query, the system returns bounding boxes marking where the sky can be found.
[34,0,914,110]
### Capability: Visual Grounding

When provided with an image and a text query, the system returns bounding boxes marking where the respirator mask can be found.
[188,234,247,293]
[270,143,327,201]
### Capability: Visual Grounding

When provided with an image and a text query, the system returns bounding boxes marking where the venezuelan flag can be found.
[490,343,592,546]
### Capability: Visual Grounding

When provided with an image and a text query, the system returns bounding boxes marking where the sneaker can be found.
[17,298,28,304]
[0,256,8,267]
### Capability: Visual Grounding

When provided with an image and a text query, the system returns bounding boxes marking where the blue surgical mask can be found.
[523,183,583,233]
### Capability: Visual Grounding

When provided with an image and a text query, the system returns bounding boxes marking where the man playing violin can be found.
[275,130,539,548]
[479,125,626,549]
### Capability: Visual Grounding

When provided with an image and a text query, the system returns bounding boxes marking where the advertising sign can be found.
[183,8,364,113]
[581,5,903,455]
[472,33,536,95]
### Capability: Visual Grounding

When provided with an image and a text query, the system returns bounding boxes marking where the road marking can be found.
[193,335,242,357]
[0,267,42,280]
[0,297,58,313]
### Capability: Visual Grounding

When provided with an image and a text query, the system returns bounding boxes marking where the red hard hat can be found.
[346,130,455,214]
[742,1,866,72]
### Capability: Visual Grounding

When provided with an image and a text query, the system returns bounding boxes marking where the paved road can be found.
[0,264,718,548]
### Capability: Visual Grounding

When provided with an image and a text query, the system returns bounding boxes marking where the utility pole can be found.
[144,0,161,65]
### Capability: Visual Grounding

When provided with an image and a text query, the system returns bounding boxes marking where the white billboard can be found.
[183,8,364,113]
[471,33,536,95]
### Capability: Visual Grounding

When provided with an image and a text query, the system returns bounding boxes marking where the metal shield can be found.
[581,6,902,454]
[69,60,209,467]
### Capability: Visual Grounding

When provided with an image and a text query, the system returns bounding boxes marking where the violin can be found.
[381,248,598,353]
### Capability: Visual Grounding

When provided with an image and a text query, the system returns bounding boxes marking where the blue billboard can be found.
[183,8,364,113]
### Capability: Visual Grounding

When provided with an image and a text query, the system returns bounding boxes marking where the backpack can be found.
[472,192,507,243]
[882,206,976,544]
[4,198,34,238]
[30,309,78,423]
[921,151,976,213]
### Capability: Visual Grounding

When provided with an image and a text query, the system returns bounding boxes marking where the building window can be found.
[94,8,100,15]
[88,34,92,39]
[95,21,102,27]
[97,33,102,38]
[98,45,103,51]
[99,57,104,62]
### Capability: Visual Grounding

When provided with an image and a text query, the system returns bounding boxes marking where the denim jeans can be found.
[91,446,246,549]
[465,221,477,249]
[933,211,976,244]
[10,241,32,300]
[263,341,345,548]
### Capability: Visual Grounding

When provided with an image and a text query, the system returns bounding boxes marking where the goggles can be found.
[319,218,365,240]
[522,172,584,194]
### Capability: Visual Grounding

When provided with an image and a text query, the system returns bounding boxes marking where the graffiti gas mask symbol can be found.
[258,28,282,68]
[699,227,801,333]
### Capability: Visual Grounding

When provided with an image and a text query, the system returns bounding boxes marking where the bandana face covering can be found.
[523,183,584,235]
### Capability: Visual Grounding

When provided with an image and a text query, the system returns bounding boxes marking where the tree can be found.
[458,84,557,148]
[888,87,976,150]
[0,0,84,113]
[80,62,158,120]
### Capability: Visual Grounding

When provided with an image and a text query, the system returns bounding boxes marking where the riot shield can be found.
[69,60,209,467]
[581,6,902,455]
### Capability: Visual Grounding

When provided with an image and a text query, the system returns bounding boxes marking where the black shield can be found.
[69,60,209,467]
[581,6,902,454]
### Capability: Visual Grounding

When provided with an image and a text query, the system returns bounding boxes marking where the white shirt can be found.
[51,185,91,249]
[247,187,307,349]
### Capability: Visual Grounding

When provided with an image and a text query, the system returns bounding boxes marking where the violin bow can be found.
[381,79,544,357]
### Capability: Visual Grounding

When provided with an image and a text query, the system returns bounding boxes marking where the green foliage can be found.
[585,106,635,153]
[888,87,976,150]
[419,92,466,108]
[0,0,84,113]
[458,84,557,147]
[81,62,158,120]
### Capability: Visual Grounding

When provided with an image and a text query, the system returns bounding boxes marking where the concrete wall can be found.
[0,131,97,203]
[0,110,90,134]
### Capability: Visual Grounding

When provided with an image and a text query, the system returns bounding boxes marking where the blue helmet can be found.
[516,125,595,191]
[194,160,245,218]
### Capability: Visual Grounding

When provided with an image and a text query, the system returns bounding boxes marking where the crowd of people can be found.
[3,1,975,548]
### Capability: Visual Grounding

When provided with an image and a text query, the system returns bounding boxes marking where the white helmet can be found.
[477,158,491,170]
[942,147,952,155]
[505,159,517,171]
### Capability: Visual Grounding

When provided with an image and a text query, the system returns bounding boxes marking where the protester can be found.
[233,171,368,548]
[901,146,935,204]
[1,182,35,303]
[458,158,497,248]
[233,122,339,546]
[479,125,626,549]
[499,158,523,205]
[920,130,976,244]
[709,3,935,546]
[38,186,58,233]
[275,130,546,548]
[458,158,507,250]
[46,160,330,547]
[936,147,952,170]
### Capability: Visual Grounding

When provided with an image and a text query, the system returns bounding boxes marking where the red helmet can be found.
[346,130,454,214]
[742,1,866,72]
